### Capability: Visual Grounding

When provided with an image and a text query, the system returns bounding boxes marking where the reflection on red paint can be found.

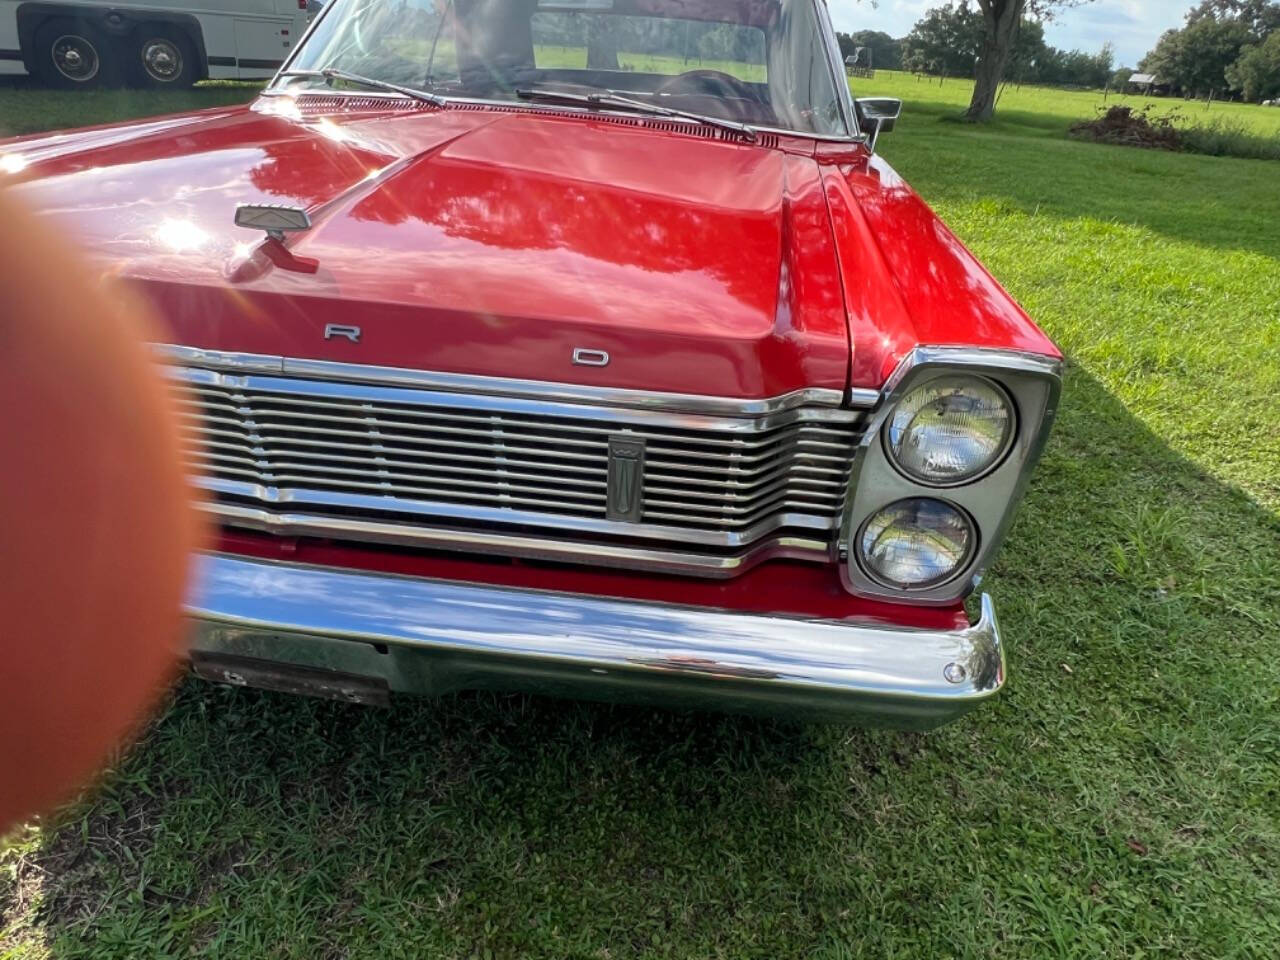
[5,95,1059,400]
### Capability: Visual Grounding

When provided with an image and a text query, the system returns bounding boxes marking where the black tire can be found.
[31,17,118,89]
[129,26,198,89]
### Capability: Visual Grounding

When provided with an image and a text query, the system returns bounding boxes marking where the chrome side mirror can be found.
[856,97,903,152]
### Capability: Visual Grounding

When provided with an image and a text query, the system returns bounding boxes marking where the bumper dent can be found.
[187,553,1006,728]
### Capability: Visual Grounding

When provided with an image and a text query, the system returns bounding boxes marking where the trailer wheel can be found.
[130,26,198,88]
[31,18,118,89]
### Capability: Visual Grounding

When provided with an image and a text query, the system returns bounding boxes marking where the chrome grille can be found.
[168,364,865,576]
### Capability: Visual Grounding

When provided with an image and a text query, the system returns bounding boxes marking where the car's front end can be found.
[1,0,1061,727]
[173,340,1057,728]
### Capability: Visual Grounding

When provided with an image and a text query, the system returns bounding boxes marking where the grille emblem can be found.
[607,436,645,522]
[324,324,361,343]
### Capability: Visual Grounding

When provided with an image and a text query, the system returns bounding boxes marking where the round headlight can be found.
[886,376,1014,485]
[859,498,975,589]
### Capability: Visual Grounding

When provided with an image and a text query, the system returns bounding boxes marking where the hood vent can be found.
[289,93,776,147]
[291,94,433,115]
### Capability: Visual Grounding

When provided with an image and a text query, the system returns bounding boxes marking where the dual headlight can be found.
[857,376,1014,590]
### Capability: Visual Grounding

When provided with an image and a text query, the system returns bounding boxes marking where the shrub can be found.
[1178,115,1280,161]
[1070,104,1280,160]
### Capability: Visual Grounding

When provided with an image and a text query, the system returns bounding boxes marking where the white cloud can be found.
[827,0,1188,68]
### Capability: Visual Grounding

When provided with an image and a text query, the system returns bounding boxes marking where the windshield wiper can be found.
[278,68,447,107]
[515,87,757,142]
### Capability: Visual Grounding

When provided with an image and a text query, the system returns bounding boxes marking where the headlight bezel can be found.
[838,348,1062,606]
[882,375,1018,488]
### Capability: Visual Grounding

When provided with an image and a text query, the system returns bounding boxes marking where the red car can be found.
[2,0,1061,727]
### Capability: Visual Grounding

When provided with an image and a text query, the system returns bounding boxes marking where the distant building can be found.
[845,48,874,80]
[1125,73,1170,96]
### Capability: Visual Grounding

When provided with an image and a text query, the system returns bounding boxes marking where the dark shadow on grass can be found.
[5,363,1279,958]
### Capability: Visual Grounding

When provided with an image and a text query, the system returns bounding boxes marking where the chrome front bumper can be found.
[186,553,1007,728]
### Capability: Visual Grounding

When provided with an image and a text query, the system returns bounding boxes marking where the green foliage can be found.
[1226,30,1280,99]
[902,2,985,77]
[1031,40,1116,87]
[1141,17,1254,97]
[902,3,1113,88]
[1137,1,1280,98]
[1187,0,1280,39]
[835,29,903,71]
[1069,101,1280,158]
[1111,65,1136,88]
[1179,111,1280,156]
[531,13,766,68]
[848,67,1280,135]
[3,75,1280,959]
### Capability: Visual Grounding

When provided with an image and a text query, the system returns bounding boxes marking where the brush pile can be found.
[1070,105,1182,151]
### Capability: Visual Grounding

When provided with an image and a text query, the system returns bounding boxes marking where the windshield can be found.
[277,0,849,136]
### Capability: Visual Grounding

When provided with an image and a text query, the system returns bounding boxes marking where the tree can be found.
[902,3,984,77]
[848,29,905,71]
[901,5,1108,90]
[964,1,1094,121]
[585,18,620,70]
[1187,0,1280,40]
[1006,17,1048,81]
[1142,16,1253,97]
[1226,29,1280,98]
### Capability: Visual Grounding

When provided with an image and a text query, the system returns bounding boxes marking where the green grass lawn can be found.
[859,68,1280,136]
[2,75,1280,959]
[0,80,262,138]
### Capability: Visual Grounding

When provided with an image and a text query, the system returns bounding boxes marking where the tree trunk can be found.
[964,0,1025,122]
[586,20,620,71]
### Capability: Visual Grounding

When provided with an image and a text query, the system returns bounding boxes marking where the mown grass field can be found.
[861,68,1280,136]
[2,73,1280,959]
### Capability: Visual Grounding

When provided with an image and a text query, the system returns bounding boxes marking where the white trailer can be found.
[0,1,311,88]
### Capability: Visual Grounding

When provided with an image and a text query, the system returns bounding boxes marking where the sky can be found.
[826,1,1190,69]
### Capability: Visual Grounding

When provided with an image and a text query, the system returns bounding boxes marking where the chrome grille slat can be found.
[645,459,849,482]
[263,473,607,510]
[176,382,849,441]
[197,441,259,459]
[645,473,844,504]
[243,419,612,455]
[640,448,849,471]
[256,431,609,465]
[267,458,608,494]
[248,446,609,480]
[187,450,261,469]
[644,474,843,503]
[643,492,837,518]
[168,365,864,574]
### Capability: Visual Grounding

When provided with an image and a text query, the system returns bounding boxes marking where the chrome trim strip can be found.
[153,344,871,416]
[154,345,284,374]
[199,500,831,576]
[882,347,1064,394]
[169,364,862,437]
[847,386,881,407]
[839,346,1063,606]
[811,0,859,139]
[188,553,1005,726]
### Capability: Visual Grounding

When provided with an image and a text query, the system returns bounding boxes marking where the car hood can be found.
[4,98,853,398]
